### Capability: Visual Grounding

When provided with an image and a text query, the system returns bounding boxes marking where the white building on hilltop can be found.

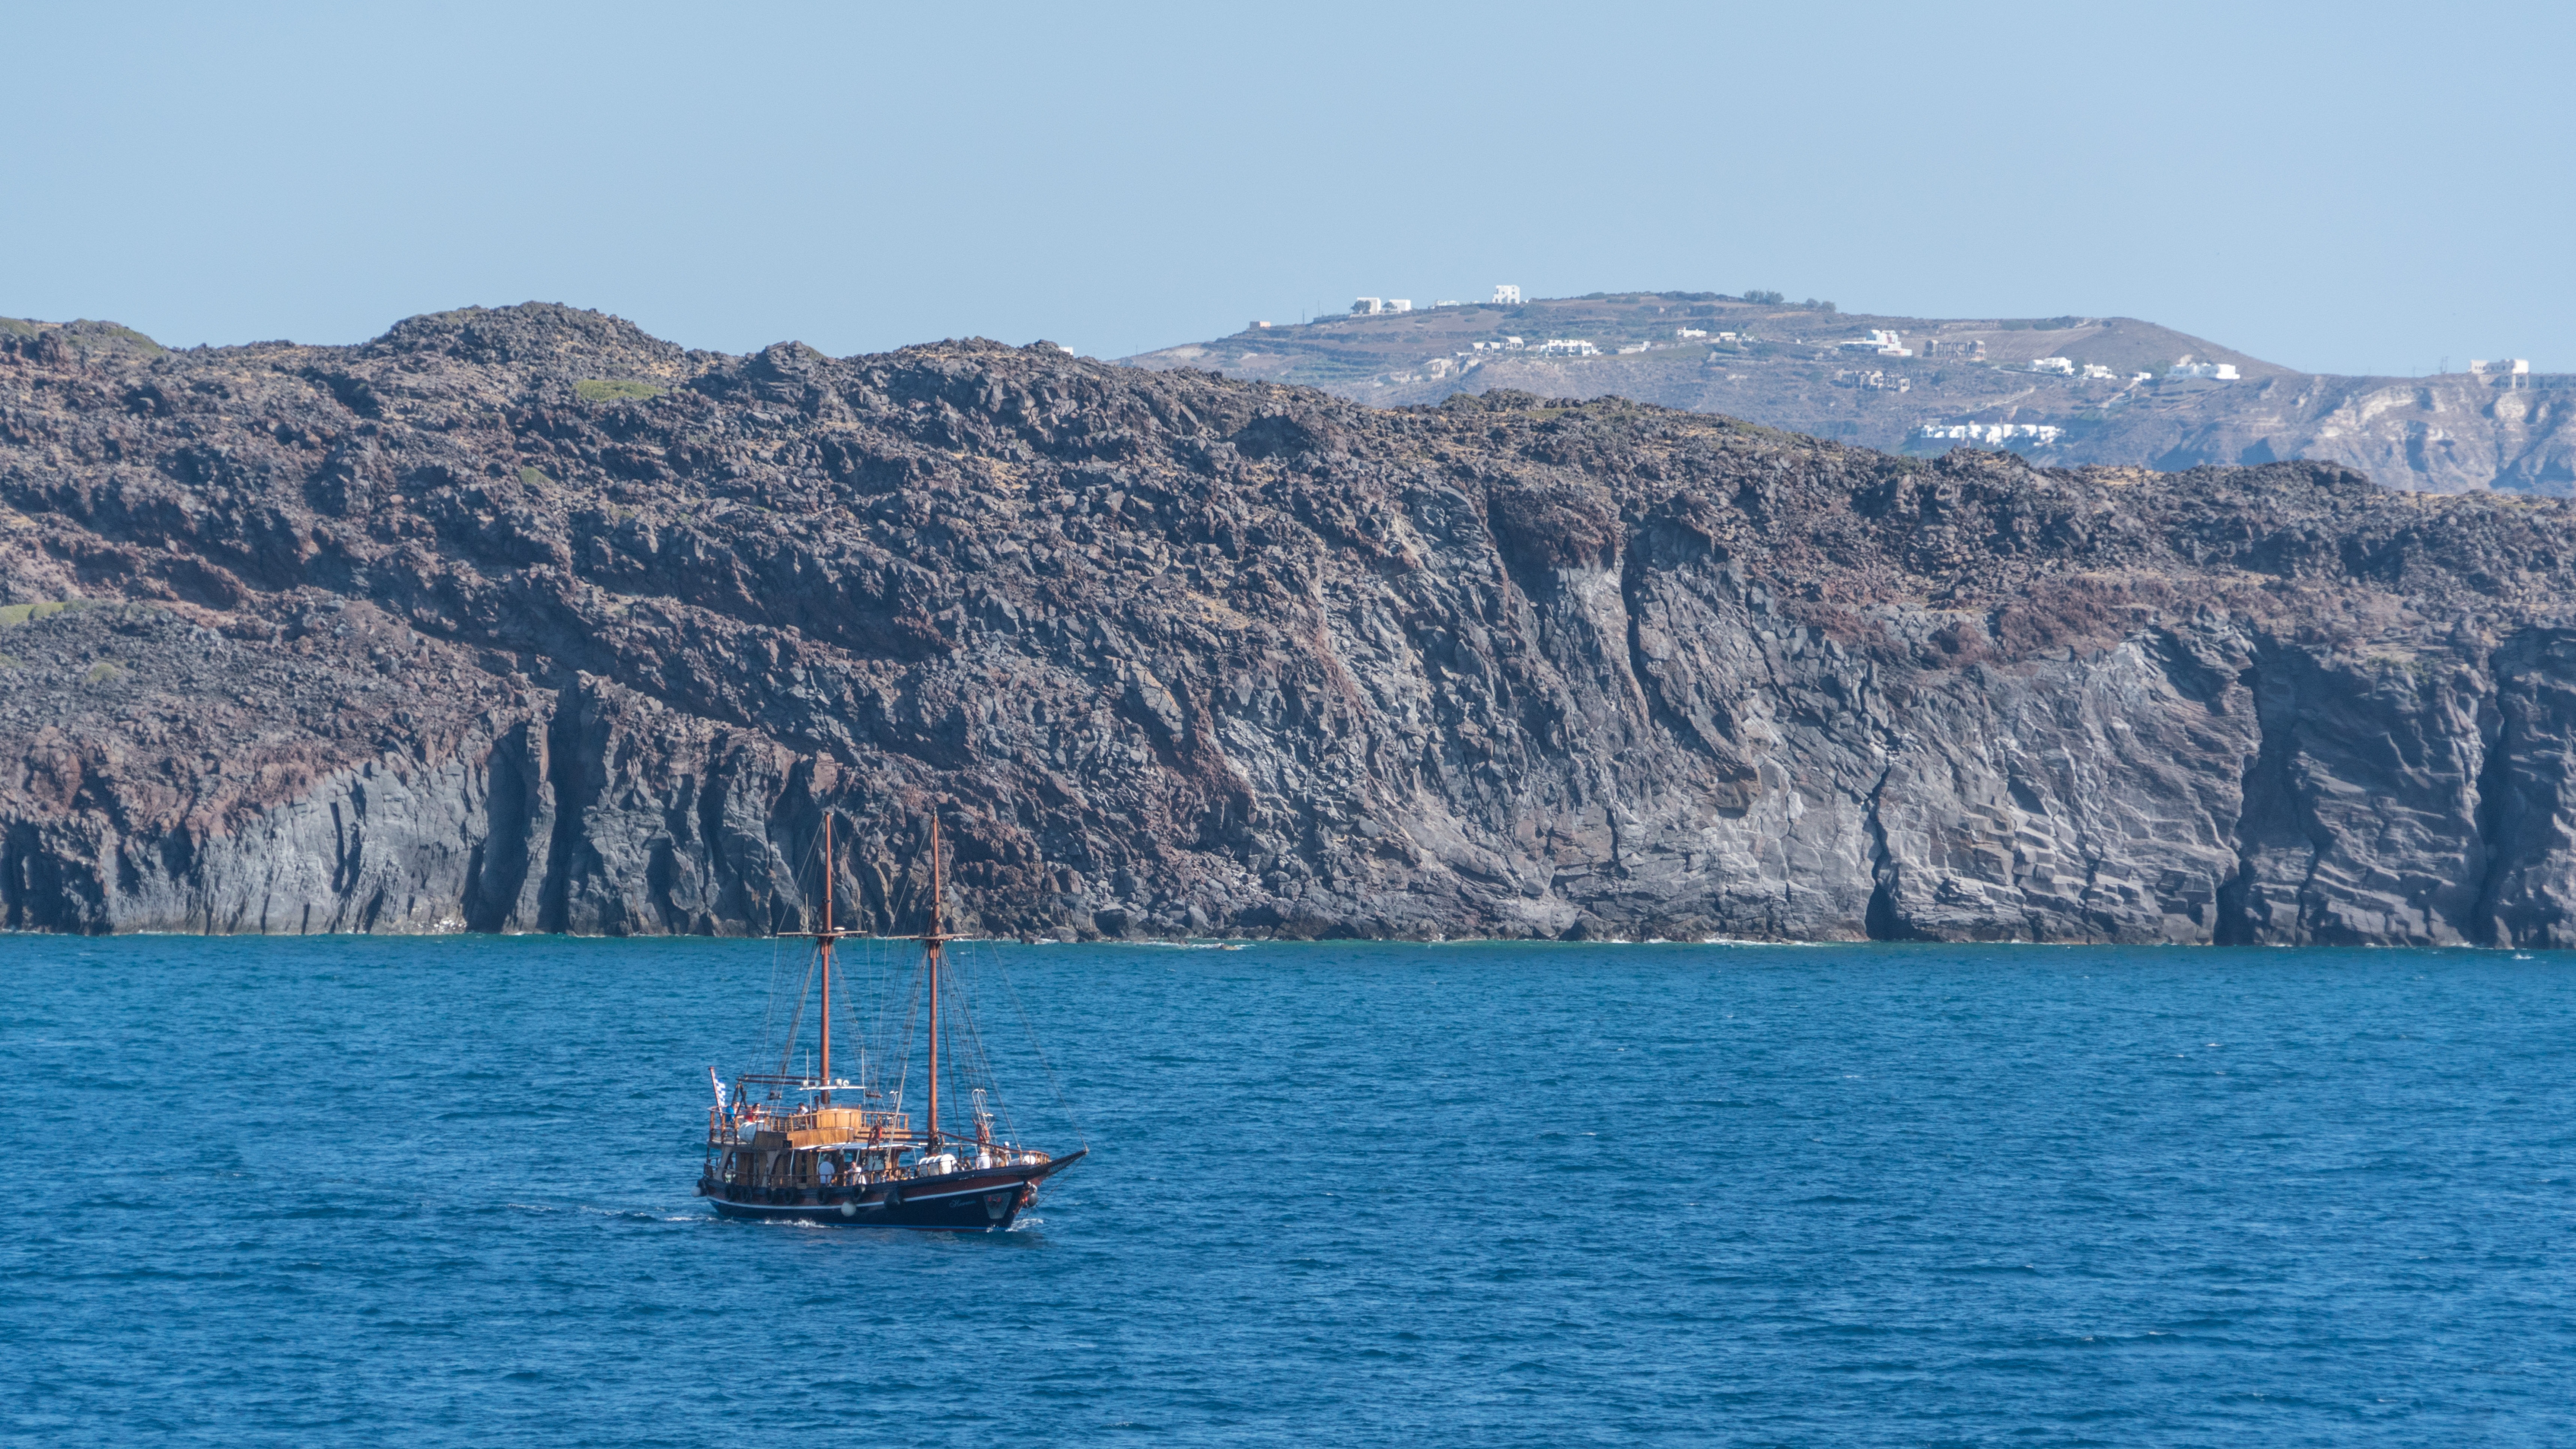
[1493,284,1522,305]
[1532,338,1599,356]
[1918,421,2064,446]
[1834,369,1910,392]
[1839,329,1912,358]
[2028,356,2076,375]
[1352,297,1383,315]
[2165,358,2240,381]
[2470,359,2530,376]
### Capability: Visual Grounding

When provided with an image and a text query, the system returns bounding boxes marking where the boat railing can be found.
[705,1105,913,1143]
[702,1109,1043,1163]
[703,1125,1046,1174]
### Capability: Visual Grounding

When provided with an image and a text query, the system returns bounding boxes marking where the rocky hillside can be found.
[1128,294,2575,495]
[10,304,2576,945]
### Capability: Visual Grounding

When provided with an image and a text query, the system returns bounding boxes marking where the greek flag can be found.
[707,1067,727,1111]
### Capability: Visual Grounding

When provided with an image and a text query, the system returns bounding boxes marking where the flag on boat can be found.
[707,1066,727,1111]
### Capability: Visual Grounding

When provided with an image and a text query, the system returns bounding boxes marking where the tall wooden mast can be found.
[818,814,834,1103]
[925,815,944,1149]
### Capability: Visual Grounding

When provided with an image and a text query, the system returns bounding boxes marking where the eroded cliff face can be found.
[7,304,2576,944]
[2058,373,2576,496]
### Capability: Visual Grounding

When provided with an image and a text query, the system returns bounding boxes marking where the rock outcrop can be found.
[9,303,2576,944]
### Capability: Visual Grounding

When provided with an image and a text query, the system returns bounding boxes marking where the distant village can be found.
[1306,301,2273,405]
[1191,290,2560,483]
[1916,422,2065,447]
[1244,296,2549,456]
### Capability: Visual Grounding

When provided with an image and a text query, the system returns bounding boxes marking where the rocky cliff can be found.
[9,303,2576,945]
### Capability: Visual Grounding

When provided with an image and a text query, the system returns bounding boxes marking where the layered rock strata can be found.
[7,304,2576,944]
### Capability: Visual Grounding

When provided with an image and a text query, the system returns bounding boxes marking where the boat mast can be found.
[819,814,834,1104]
[925,816,944,1150]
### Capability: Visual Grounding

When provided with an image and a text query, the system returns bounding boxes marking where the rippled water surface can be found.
[5,936,2573,1446]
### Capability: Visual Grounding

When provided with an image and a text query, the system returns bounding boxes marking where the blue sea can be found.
[3,936,2571,1447]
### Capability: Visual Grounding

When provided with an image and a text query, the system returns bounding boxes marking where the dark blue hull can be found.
[703,1151,1082,1232]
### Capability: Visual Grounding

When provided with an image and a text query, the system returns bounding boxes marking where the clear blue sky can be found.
[7,1,2565,376]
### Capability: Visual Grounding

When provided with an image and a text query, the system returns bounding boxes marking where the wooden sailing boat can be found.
[697,815,1083,1229]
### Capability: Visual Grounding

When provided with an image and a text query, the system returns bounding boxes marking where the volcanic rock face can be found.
[8,303,2576,944]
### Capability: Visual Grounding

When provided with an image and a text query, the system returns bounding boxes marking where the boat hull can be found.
[704,1153,1081,1232]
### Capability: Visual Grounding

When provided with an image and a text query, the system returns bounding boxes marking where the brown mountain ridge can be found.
[1127,292,2573,495]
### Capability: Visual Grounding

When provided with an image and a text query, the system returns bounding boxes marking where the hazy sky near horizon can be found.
[7,2,2566,376]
